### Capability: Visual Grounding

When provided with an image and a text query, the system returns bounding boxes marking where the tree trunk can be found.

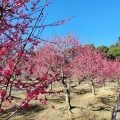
[60,65,72,112]
[49,83,52,91]
[8,84,12,99]
[78,80,83,85]
[78,78,85,85]
[111,89,120,120]
[62,80,72,111]
[117,79,120,86]
[91,82,96,95]
[64,87,71,110]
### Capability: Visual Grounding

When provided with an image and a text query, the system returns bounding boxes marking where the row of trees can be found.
[0,0,120,119]
[97,45,120,59]
[86,37,120,60]
[27,34,120,112]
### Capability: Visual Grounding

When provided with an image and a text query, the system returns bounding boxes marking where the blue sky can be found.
[41,0,120,47]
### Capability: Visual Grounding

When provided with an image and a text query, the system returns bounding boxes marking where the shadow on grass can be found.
[48,98,64,103]
[72,88,92,95]
[92,106,105,111]
[0,104,45,120]
[10,96,22,100]
[17,104,45,115]
[117,109,120,112]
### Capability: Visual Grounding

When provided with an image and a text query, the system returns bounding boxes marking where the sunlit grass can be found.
[0,82,118,120]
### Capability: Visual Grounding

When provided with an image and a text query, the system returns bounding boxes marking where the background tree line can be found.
[85,37,120,60]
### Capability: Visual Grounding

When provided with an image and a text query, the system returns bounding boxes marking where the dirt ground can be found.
[0,82,120,120]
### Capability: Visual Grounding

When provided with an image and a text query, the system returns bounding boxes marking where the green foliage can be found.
[109,44,115,48]
[115,37,120,46]
[97,45,109,54]
[85,44,95,50]
[107,46,120,59]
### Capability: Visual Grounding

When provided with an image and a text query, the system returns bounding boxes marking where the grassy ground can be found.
[0,82,119,120]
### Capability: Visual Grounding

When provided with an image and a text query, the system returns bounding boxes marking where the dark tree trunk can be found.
[8,84,12,99]
[78,80,82,85]
[91,82,96,95]
[111,89,120,120]
[78,78,85,85]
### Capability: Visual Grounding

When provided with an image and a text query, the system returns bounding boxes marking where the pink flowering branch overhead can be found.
[0,1,72,118]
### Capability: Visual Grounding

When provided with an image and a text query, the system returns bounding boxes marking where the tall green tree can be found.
[97,45,109,56]
[107,46,120,59]
[115,37,120,46]
[85,44,95,50]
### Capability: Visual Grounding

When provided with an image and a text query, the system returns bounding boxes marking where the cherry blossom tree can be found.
[31,34,120,119]
[96,59,114,89]
[31,34,79,111]
[74,46,108,95]
[0,0,71,119]
[110,60,120,86]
